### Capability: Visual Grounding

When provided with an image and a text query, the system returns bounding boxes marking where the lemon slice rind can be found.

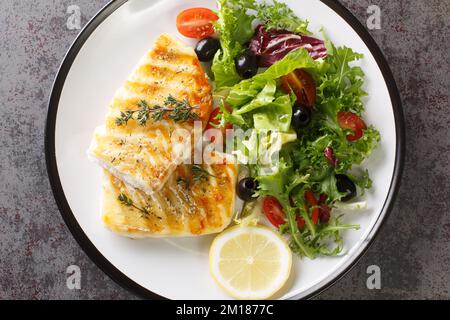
[209,225,292,300]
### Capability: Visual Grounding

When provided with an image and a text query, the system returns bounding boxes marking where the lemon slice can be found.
[209,225,292,300]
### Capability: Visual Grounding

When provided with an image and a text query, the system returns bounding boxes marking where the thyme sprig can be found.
[118,193,149,218]
[177,177,190,189]
[192,165,217,182]
[115,95,199,126]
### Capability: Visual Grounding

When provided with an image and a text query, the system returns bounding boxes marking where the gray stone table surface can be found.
[0,0,449,299]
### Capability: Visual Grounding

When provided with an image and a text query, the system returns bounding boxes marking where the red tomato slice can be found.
[296,215,306,230]
[304,190,320,225]
[205,107,233,143]
[176,8,219,39]
[337,111,367,142]
[281,69,316,107]
[262,196,286,228]
[205,108,222,130]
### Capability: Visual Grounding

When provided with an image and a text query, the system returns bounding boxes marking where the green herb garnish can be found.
[177,177,190,189]
[115,110,135,126]
[191,165,217,182]
[118,193,150,218]
[115,95,199,126]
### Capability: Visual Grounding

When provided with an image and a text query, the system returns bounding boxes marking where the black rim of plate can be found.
[45,0,405,300]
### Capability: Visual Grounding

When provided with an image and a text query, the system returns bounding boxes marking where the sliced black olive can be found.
[291,104,312,130]
[335,174,357,202]
[235,53,258,79]
[237,177,258,201]
[195,37,221,62]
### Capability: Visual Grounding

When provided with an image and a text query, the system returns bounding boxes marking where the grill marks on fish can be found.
[102,161,237,237]
[89,34,213,195]
[90,34,237,237]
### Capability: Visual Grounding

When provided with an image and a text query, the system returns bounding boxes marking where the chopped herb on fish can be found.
[177,177,190,189]
[192,165,217,182]
[118,193,150,218]
[115,95,199,126]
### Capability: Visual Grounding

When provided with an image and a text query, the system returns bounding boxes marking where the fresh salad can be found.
[176,0,380,259]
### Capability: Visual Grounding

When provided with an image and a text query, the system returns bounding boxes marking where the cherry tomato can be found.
[296,215,306,230]
[205,107,233,143]
[337,111,367,142]
[281,69,316,107]
[262,196,286,228]
[176,8,219,39]
[304,190,319,225]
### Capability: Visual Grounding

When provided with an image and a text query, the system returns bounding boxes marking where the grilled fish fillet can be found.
[102,154,238,237]
[89,34,212,195]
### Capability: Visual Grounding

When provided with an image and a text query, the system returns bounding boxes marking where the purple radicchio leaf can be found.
[324,147,338,167]
[248,25,327,67]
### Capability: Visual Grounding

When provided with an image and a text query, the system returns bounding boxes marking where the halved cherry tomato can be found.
[296,215,306,230]
[281,69,316,107]
[176,8,219,39]
[337,111,367,142]
[205,107,233,143]
[304,190,320,225]
[262,196,286,228]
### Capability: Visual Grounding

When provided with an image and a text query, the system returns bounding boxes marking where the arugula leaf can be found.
[317,44,366,115]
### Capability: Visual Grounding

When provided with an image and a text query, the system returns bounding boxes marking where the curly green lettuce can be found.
[255,0,311,35]
[212,0,255,88]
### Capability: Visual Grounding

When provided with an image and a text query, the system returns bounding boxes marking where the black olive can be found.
[237,177,258,201]
[195,37,221,62]
[235,53,258,79]
[335,174,357,202]
[291,104,312,130]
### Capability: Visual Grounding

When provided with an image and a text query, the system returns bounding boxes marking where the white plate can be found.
[46,0,404,300]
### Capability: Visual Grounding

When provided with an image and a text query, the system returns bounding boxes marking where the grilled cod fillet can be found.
[89,34,213,195]
[102,156,238,237]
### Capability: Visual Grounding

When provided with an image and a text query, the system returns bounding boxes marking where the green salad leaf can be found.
[247,41,379,258]
[212,0,256,88]
[210,2,380,260]
[222,48,323,131]
[212,0,312,88]
[255,0,311,35]
[253,94,296,132]
[253,46,322,83]
[233,80,277,115]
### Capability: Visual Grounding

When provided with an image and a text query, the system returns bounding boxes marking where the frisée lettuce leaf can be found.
[212,0,257,88]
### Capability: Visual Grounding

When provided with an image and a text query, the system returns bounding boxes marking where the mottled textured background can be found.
[0,0,448,300]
